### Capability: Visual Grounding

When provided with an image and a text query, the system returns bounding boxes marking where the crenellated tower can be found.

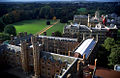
[31,36,42,78]
[20,40,29,73]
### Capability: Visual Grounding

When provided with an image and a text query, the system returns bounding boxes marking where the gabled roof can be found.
[74,38,96,58]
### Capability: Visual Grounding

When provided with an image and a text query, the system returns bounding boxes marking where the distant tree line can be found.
[0,2,119,41]
[0,2,119,31]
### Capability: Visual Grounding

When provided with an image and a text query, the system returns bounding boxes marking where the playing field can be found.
[13,19,56,34]
[42,22,66,36]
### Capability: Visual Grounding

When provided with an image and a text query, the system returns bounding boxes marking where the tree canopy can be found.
[0,33,10,41]
[40,6,54,19]
[97,37,120,68]
[54,31,62,37]
[108,44,120,66]
[0,18,5,32]
[102,37,115,51]
[4,25,16,36]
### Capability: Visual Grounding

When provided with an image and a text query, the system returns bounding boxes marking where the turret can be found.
[88,14,90,27]
[20,40,29,73]
[32,42,41,78]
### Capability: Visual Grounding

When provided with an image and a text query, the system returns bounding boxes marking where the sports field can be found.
[13,19,57,34]
[42,22,66,36]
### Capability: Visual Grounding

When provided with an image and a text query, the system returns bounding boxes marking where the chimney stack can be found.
[88,14,90,27]
[67,74,71,78]
[96,34,98,42]
[77,61,81,72]
[83,54,86,60]
[68,51,71,56]
[94,59,97,67]
[18,32,22,38]
[25,32,27,36]
[83,33,85,40]
[10,35,14,41]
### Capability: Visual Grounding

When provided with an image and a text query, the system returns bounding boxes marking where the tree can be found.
[0,18,5,32]
[102,37,115,51]
[96,45,110,68]
[46,20,50,25]
[0,33,10,41]
[54,31,62,37]
[2,13,15,24]
[108,44,120,66]
[40,6,54,19]
[4,25,16,36]
[60,16,68,23]
[53,16,56,20]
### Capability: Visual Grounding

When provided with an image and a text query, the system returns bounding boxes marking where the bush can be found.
[54,31,62,37]
[46,21,50,25]
[4,25,16,36]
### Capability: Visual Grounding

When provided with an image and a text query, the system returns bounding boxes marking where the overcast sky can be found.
[0,0,119,2]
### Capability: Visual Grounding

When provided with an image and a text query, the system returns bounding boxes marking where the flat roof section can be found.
[74,38,96,58]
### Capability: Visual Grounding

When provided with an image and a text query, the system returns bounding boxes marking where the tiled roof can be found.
[86,65,120,78]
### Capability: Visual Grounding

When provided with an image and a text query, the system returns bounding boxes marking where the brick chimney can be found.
[77,61,81,72]
[57,49,60,54]
[67,74,71,78]
[68,51,71,56]
[96,34,98,42]
[83,33,85,40]
[83,54,86,60]
[94,59,97,67]
[24,32,27,36]
[10,35,14,41]
[18,32,21,38]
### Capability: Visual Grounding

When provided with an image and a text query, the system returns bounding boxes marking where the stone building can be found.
[73,15,88,25]
[37,35,79,56]
[63,22,118,43]
[73,11,101,27]
[0,34,98,78]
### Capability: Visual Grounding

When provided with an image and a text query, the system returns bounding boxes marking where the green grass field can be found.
[13,19,56,34]
[42,22,66,36]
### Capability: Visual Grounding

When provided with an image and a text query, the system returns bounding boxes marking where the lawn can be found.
[13,19,56,34]
[42,21,66,36]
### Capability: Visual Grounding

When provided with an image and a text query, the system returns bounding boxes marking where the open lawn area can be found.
[13,19,57,34]
[42,22,66,36]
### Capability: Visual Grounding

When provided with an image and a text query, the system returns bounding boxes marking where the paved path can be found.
[35,20,59,36]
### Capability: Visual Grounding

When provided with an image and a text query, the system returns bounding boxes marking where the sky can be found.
[0,0,119,2]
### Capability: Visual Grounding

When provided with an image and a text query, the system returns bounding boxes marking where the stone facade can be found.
[0,34,98,78]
